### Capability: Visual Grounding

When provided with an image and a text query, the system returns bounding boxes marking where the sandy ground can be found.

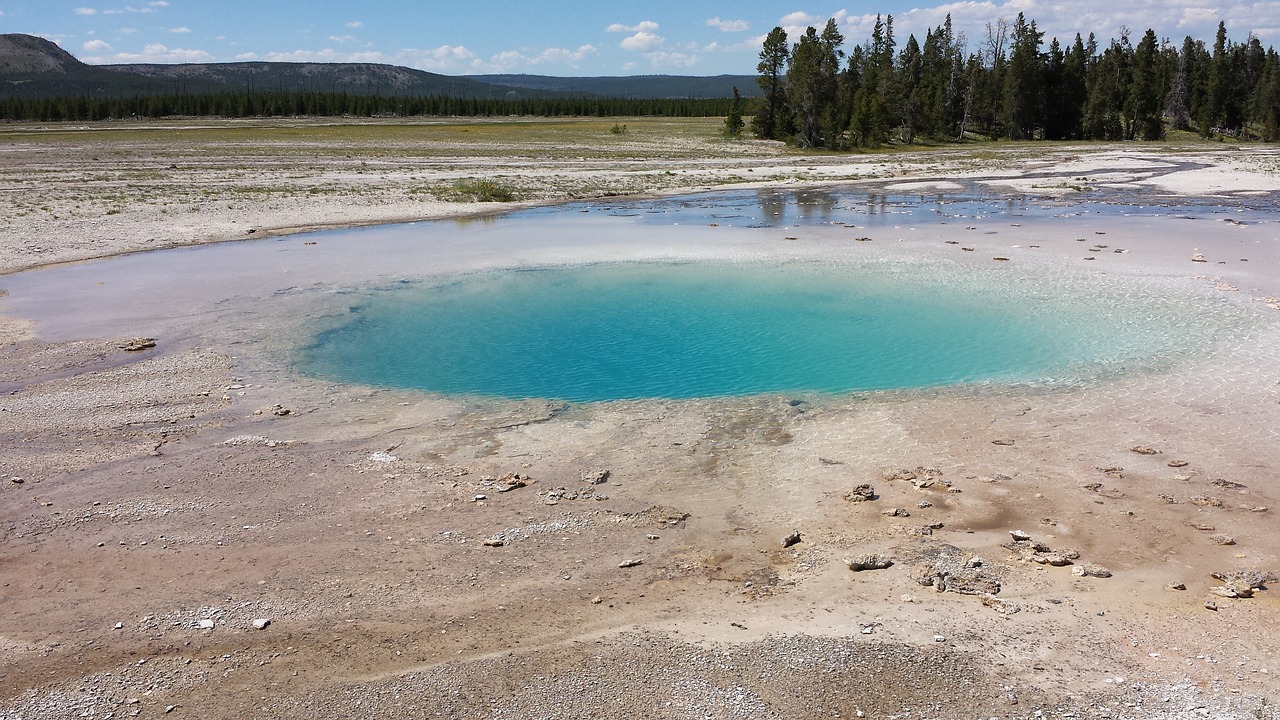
[3,120,1280,719]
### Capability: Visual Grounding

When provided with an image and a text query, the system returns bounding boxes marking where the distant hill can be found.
[0,34,560,100]
[0,34,751,101]
[470,74,760,99]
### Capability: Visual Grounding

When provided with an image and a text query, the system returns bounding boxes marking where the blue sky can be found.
[4,2,1274,76]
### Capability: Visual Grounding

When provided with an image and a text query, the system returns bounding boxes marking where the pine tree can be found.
[753,27,790,139]
[725,86,745,136]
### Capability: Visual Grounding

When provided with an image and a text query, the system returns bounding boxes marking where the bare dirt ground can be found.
[2,118,1280,719]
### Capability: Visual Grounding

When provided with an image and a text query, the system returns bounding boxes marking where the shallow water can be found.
[297,258,1238,402]
[0,186,1270,403]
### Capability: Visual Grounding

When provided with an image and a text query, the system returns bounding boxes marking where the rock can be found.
[113,622,124,630]
[847,554,894,571]
[1207,534,1236,546]
[881,468,917,482]
[1009,530,1032,542]
[1166,582,1186,591]
[991,439,1015,446]
[1130,445,1161,455]
[883,507,910,517]
[483,535,505,547]
[198,619,215,630]
[781,531,802,548]
[646,534,659,540]
[1190,496,1223,508]
[618,559,643,568]
[9,476,22,484]
[1204,600,1218,610]
[590,596,603,604]
[118,337,157,352]
[1168,459,1189,468]
[165,705,177,714]
[251,618,271,630]
[1071,563,1112,578]
[1210,569,1272,589]
[980,594,1020,614]
[934,635,946,643]
[581,469,610,485]
[1032,551,1077,567]
[495,473,528,492]
[844,484,876,502]
[269,404,291,416]
[1192,252,1207,263]
[917,500,933,508]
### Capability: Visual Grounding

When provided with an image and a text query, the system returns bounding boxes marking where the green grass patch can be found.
[448,178,518,202]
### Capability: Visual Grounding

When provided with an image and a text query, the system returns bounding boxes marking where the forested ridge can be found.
[751,14,1280,146]
[0,92,732,122]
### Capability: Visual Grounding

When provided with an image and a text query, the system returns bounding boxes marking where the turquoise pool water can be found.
[298,261,1201,402]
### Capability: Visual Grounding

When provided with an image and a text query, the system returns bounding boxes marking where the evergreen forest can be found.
[753,15,1280,146]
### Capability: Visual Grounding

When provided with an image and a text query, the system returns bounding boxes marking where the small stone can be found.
[1166,582,1186,591]
[1072,563,1112,578]
[618,559,643,568]
[991,439,1015,446]
[646,534,659,540]
[934,635,946,643]
[581,469,610,485]
[1207,534,1236,546]
[9,476,23,484]
[917,500,933,509]
[483,535,505,547]
[846,554,894,571]
[781,531,802,548]
[1130,445,1160,455]
[883,507,910,517]
[1009,530,1032,542]
[1204,600,1218,610]
[164,705,177,714]
[118,337,157,352]
[251,618,271,630]
[113,622,124,630]
[590,596,603,604]
[844,484,876,502]
[1168,460,1189,468]
[198,619,215,630]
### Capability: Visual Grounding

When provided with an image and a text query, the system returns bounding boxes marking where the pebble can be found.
[252,618,271,630]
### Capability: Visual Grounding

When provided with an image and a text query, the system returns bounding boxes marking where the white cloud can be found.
[150,0,169,5]
[82,43,214,63]
[83,39,112,51]
[169,26,191,33]
[346,21,363,28]
[645,50,699,68]
[328,34,357,43]
[620,31,663,51]
[606,20,659,33]
[74,7,97,15]
[707,17,749,32]
[118,27,138,34]
[468,44,598,72]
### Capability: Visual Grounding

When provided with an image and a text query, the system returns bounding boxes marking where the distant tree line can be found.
[0,92,733,122]
[753,15,1280,147]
